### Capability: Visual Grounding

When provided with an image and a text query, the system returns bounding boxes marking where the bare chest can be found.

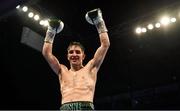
[60,69,96,89]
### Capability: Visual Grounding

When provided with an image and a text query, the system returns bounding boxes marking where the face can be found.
[67,45,85,66]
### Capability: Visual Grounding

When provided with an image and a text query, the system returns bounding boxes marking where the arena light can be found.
[147,24,154,30]
[28,12,34,18]
[39,20,44,25]
[170,17,176,23]
[160,16,170,26]
[135,27,142,34]
[39,20,49,27]
[16,5,52,28]
[16,5,20,9]
[141,27,147,33]
[155,23,161,28]
[43,20,49,27]
[22,6,28,12]
[34,14,40,21]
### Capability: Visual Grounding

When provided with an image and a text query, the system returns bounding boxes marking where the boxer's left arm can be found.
[85,8,110,70]
[92,32,110,70]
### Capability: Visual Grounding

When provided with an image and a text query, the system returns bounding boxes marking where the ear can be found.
[82,53,86,60]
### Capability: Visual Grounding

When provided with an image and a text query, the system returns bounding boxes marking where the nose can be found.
[72,51,77,55]
[69,52,78,57]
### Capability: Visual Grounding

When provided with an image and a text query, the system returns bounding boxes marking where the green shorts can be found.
[60,101,94,110]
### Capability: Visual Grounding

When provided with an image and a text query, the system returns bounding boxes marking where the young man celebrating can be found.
[42,8,110,110]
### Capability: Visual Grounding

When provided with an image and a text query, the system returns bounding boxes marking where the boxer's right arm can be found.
[42,19,64,75]
[42,42,61,75]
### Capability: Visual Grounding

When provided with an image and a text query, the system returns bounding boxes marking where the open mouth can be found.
[70,56,79,61]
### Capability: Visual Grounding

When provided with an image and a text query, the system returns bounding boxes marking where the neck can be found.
[70,64,84,71]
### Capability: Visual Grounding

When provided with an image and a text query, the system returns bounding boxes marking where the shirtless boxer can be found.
[42,8,110,110]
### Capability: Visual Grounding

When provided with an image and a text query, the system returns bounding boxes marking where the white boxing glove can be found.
[44,19,64,44]
[85,8,107,34]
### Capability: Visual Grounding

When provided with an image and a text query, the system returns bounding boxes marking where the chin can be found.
[71,62,80,66]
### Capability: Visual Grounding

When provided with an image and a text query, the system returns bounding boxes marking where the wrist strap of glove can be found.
[95,20,108,34]
[44,29,56,44]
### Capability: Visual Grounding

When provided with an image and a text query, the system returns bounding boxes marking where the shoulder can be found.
[58,64,68,75]
[84,59,98,72]
[86,59,94,67]
[60,64,68,69]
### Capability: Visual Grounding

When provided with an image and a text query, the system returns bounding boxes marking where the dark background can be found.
[1,0,180,109]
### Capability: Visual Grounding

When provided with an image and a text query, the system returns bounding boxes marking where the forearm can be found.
[42,19,64,61]
[41,19,64,75]
[97,20,110,47]
[42,41,61,74]
[42,41,53,57]
[97,18,110,48]
[42,26,56,55]
[85,8,110,47]
[99,32,110,48]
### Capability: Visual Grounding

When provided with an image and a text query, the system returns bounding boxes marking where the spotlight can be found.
[155,23,161,28]
[160,16,170,26]
[16,5,20,9]
[34,15,40,21]
[22,6,28,12]
[147,24,154,30]
[39,20,44,25]
[43,20,49,27]
[141,27,147,33]
[39,20,49,27]
[170,17,176,23]
[135,27,142,34]
[28,12,34,18]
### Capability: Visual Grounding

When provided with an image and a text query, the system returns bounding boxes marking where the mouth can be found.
[70,56,79,61]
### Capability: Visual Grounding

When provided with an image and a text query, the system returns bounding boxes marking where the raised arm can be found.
[42,19,64,75]
[85,8,110,70]
[93,32,110,69]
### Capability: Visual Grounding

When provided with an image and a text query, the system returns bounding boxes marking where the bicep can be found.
[91,45,109,69]
[42,42,61,75]
[45,55,61,75]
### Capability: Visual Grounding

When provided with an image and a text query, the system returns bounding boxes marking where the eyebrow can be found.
[68,48,84,54]
[69,49,80,51]
[68,50,82,53]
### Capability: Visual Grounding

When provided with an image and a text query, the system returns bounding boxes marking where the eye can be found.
[76,50,81,54]
[69,50,73,54]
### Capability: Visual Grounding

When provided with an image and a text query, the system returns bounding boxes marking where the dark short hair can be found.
[67,41,85,52]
